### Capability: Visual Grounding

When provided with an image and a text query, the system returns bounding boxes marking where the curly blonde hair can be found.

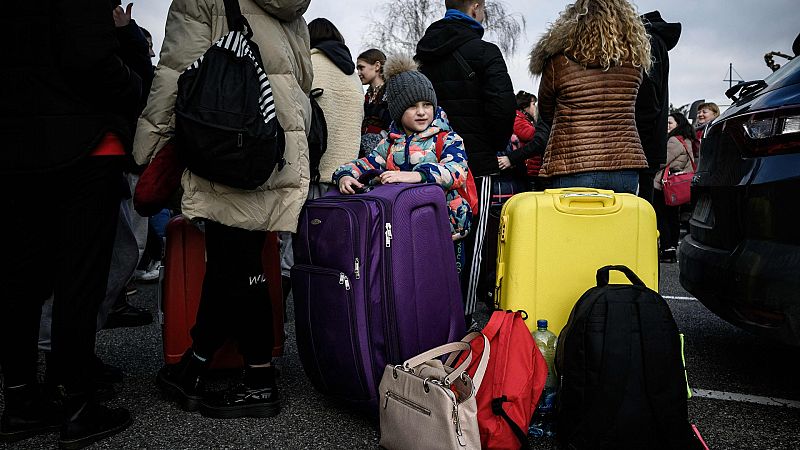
[545,0,651,73]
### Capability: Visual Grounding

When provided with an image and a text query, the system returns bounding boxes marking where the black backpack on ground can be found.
[307,88,328,183]
[556,265,693,450]
[175,0,284,190]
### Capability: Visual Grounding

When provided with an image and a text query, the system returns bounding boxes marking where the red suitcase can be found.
[158,215,284,368]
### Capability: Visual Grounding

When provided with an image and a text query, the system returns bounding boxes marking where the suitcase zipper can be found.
[384,391,431,416]
[354,258,360,279]
[315,194,400,365]
[384,223,393,247]
[292,264,368,397]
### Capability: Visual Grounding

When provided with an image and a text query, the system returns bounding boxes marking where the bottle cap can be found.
[537,319,548,328]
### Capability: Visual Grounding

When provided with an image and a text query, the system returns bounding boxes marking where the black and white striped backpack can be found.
[175,0,284,190]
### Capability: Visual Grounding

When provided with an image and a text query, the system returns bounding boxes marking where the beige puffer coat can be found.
[530,37,648,178]
[310,48,364,184]
[133,0,312,232]
[654,136,694,190]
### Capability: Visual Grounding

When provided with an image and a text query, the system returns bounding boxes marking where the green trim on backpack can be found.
[680,333,692,399]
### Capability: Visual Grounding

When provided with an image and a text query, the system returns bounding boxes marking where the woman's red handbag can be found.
[133,141,185,216]
[662,138,696,207]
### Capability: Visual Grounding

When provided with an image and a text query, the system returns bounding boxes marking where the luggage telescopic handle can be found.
[560,192,615,207]
[550,189,623,214]
[596,265,647,287]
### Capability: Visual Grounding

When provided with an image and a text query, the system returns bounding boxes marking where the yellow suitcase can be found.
[495,188,658,335]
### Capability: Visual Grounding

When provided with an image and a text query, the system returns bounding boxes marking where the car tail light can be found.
[724,108,800,157]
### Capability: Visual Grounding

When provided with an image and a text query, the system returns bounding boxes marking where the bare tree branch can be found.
[364,1,525,57]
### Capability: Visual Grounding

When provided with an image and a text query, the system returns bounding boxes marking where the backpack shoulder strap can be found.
[453,49,476,80]
[637,293,690,447]
[434,131,449,159]
[582,292,635,441]
[222,0,248,35]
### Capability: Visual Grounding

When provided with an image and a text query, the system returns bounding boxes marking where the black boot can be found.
[199,366,280,419]
[0,384,62,443]
[156,349,207,411]
[45,353,118,403]
[103,292,153,329]
[58,394,131,450]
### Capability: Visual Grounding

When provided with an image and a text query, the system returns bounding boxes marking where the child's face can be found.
[401,101,435,134]
[357,59,381,85]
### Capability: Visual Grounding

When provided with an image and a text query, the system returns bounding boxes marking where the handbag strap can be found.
[403,341,473,386]
[662,136,695,183]
[443,332,491,390]
[675,136,697,170]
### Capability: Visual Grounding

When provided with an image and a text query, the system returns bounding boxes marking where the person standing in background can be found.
[307,18,363,196]
[416,0,516,325]
[653,113,696,263]
[635,11,681,204]
[1,1,143,447]
[357,48,391,157]
[529,0,650,194]
[278,18,363,304]
[134,0,312,420]
[694,102,719,156]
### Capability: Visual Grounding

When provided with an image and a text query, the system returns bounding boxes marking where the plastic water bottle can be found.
[529,319,557,438]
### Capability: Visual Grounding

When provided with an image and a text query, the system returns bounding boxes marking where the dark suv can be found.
[679,53,800,346]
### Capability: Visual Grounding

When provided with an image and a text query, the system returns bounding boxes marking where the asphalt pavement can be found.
[2,262,799,449]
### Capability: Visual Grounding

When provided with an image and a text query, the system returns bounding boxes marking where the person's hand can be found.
[379,171,423,184]
[113,3,133,28]
[338,176,363,194]
[497,156,511,170]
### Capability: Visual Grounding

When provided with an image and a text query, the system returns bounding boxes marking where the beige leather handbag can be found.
[379,333,490,450]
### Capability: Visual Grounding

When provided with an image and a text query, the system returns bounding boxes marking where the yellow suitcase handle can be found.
[551,190,623,214]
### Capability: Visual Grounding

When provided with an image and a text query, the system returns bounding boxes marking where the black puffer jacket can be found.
[416,19,516,177]
[2,1,142,175]
[635,11,681,171]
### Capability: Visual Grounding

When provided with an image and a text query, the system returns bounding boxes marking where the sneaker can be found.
[0,384,62,443]
[199,367,279,419]
[156,350,207,412]
[59,400,131,450]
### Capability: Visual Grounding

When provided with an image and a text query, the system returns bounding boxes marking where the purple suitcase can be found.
[291,183,466,410]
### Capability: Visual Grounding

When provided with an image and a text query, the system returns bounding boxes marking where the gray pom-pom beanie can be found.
[383,55,438,124]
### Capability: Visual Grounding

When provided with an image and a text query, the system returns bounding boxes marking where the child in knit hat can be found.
[333,55,472,241]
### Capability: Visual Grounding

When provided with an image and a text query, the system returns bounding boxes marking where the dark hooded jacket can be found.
[2,1,143,175]
[415,18,516,177]
[635,11,682,171]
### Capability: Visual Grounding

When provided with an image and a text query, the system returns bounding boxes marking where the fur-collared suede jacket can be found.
[529,33,649,178]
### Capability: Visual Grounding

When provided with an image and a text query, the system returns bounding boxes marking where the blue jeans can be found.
[549,170,640,194]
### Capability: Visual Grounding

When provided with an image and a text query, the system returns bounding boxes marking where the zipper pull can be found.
[384,223,393,248]
[339,273,351,290]
[384,392,390,409]
[354,258,360,279]
[453,404,466,447]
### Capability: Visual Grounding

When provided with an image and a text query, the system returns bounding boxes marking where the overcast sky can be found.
[132,0,799,110]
